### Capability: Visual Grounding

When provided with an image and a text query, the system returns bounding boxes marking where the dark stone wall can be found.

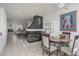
[27,15,43,29]
[26,15,43,42]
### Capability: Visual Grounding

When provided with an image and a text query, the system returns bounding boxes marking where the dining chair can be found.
[62,32,71,39]
[61,35,79,56]
[61,32,71,46]
[42,33,57,56]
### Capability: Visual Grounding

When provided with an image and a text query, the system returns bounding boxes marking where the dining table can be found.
[50,36,71,55]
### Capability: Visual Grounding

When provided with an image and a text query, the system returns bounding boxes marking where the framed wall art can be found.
[60,11,77,31]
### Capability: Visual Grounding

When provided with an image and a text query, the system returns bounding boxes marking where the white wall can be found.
[43,4,79,55]
[0,7,7,54]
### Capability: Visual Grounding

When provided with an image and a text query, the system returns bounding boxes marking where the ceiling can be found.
[0,3,70,24]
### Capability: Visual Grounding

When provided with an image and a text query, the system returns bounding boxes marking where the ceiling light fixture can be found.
[57,3,64,8]
[57,3,68,10]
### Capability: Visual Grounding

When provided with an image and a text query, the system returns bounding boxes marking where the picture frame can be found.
[60,11,77,31]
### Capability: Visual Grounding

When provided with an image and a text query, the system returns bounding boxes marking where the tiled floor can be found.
[0,33,62,56]
[1,33,42,56]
